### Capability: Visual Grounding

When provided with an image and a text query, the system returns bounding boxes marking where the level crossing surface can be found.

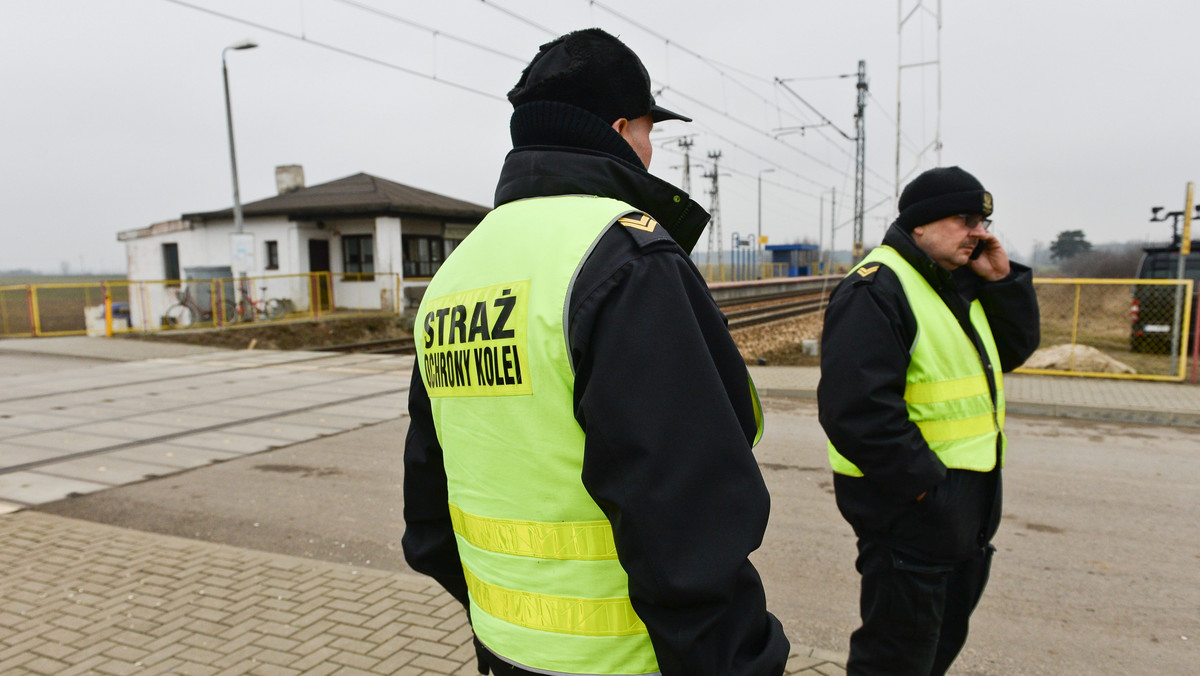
[2,337,1198,674]
[0,348,410,511]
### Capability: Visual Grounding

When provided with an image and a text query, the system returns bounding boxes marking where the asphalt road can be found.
[36,398,1200,675]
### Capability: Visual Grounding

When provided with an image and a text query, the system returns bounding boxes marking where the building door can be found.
[308,239,331,311]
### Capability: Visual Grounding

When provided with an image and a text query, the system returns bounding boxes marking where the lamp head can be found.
[228,39,258,51]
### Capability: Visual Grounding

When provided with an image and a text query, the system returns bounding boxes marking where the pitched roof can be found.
[183,173,490,222]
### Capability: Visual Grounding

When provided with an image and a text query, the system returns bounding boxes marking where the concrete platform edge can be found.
[758,381,1200,428]
[1005,401,1200,428]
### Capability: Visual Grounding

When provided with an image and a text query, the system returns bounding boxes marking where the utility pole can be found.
[678,137,693,194]
[704,151,723,279]
[853,60,868,261]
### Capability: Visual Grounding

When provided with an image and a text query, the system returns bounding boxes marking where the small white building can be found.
[117,166,489,326]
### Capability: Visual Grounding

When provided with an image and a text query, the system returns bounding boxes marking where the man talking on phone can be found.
[817,166,1040,675]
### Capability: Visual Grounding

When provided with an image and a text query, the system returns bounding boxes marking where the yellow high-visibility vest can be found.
[416,195,659,675]
[828,245,1006,476]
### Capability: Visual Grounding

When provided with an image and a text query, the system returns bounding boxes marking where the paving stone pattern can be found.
[0,512,480,675]
[1,512,844,675]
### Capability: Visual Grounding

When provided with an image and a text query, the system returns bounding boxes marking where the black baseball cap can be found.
[507,28,691,124]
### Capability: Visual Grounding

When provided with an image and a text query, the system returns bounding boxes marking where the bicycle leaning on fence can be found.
[163,285,236,328]
[233,285,290,323]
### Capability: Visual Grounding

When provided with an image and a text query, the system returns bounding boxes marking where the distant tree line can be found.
[1058,247,1144,278]
[1045,229,1143,278]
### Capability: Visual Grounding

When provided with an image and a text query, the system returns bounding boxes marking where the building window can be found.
[403,235,447,278]
[162,243,180,283]
[265,240,279,270]
[342,234,374,281]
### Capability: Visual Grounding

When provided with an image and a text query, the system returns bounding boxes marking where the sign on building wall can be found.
[230,233,256,274]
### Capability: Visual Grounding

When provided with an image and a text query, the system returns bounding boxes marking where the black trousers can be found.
[476,642,535,675]
[846,540,995,676]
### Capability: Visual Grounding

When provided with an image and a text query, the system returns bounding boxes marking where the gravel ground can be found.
[731,313,825,366]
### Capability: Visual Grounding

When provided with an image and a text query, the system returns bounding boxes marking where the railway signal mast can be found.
[775,61,869,262]
[704,151,723,276]
[852,60,867,261]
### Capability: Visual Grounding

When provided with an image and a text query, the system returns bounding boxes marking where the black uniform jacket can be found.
[403,101,789,676]
[817,224,1040,562]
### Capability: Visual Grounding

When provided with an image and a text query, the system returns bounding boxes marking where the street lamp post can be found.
[757,168,775,279]
[221,39,257,320]
[222,39,257,235]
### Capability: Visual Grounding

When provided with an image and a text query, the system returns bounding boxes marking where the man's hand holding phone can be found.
[967,231,1011,281]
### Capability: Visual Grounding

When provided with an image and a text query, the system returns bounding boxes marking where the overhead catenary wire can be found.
[833,195,893,231]
[655,141,822,201]
[168,0,896,235]
[583,0,776,87]
[668,88,890,200]
[477,0,560,36]
[159,0,508,102]
[163,0,860,197]
[332,0,529,63]
[774,77,896,190]
[488,0,892,195]
[423,0,901,202]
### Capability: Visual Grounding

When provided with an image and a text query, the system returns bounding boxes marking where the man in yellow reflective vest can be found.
[818,167,1040,675]
[403,29,789,676]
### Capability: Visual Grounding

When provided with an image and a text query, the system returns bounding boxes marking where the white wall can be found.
[329,218,392,311]
[120,212,457,320]
[122,215,313,325]
[376,216,402,275]
[123,226,208,329]
[375,216,403,311]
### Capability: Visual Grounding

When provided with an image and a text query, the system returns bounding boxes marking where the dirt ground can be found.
[126,314,413,351]
[129,312,825,365]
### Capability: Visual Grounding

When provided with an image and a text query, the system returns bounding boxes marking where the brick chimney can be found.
[275,165,305,194]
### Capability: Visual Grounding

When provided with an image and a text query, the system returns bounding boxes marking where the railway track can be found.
[316,279,833,351]
[313,337,416,355]
[724,293,829,330]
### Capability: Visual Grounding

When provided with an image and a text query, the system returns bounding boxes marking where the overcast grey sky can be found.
[2,0,1198,274]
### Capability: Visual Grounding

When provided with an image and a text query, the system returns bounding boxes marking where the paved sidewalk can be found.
[0,512,845,675]
[748,365,1200,427]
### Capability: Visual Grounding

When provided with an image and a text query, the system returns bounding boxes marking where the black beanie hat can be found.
[895,166,993,231]
[507,28,691,124]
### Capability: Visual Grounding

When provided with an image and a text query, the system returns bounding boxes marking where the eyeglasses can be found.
[956,214,992,231]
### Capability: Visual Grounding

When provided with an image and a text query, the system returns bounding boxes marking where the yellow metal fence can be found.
[1017,278,1196,381]
[0,272,402,338]
[700,262,790,283]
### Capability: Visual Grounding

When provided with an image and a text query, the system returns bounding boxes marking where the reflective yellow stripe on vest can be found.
[463,566,648,637]
[448,503,618,561]
[915,413,997,443]
[904,374,989,405]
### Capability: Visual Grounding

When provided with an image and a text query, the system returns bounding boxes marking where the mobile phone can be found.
[969,240,987,260]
